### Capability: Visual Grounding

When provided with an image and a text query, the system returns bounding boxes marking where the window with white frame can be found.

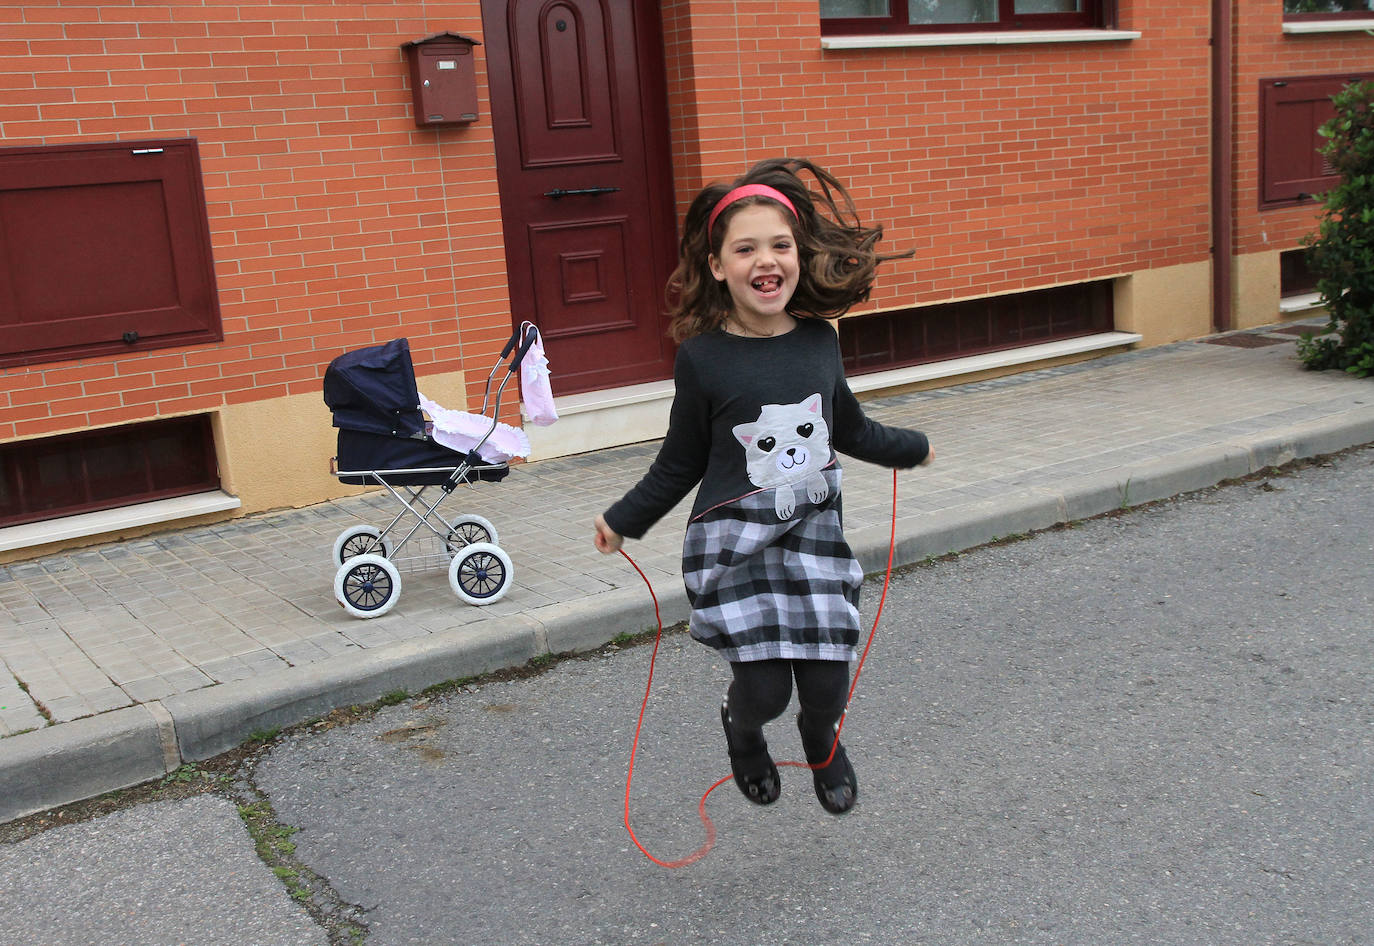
[1283,0,1374,17]
[820,0,1112,36]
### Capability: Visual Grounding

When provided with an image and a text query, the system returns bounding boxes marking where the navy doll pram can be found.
[323,328,537,618]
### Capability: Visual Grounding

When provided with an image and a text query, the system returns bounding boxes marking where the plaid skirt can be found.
[682,467,862,662]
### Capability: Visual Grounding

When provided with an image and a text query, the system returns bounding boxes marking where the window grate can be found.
[1,415,220,528]
[839,281,1114,376]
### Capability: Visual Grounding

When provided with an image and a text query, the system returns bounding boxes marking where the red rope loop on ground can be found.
[621,467,899,868]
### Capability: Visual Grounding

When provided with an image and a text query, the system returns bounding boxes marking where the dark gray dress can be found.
[602,319,928,662]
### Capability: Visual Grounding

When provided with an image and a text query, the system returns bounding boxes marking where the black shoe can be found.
[797,712,857,815]
[721,699,780,805]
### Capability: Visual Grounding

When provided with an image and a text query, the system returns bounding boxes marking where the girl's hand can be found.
[594,514,624,554]
[919,445,934,466]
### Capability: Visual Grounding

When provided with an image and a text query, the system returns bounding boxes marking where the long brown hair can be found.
[665,157,911,342]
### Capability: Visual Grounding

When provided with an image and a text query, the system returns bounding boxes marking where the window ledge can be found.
[523,333,1140,461]
[533,377,676,419]
[847,332,1142,394]
[1283,19,1374,34]
[1279,291,1324,314]
[0,491,241,554]
[821,29,1141,50]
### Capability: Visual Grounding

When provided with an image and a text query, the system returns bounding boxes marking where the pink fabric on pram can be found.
[519,323,559,427]
[418,393,531,464]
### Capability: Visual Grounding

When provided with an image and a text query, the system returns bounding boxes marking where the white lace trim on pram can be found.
[418,393,531,464]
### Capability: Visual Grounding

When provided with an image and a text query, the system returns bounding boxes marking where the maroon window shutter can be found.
[1259,76,1361,207]
[0,138,222,367]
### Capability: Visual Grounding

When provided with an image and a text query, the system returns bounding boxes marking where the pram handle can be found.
[499,324,523,359]
[508,325,538,374]
[479,323,540,418]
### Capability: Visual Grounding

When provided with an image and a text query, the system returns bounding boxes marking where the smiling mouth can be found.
[751,275,782,294]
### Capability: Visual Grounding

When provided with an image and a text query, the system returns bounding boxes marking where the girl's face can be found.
[707,203,800,327]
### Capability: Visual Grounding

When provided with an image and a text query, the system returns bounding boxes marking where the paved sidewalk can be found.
[2,320,1372,821]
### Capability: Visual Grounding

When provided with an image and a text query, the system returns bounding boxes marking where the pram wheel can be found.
[334,553,402,618]
[448,542,513,606]
[444,514,499,556]
[332,525,394,566]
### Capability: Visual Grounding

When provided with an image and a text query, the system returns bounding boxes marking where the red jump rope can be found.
[620,468,900,869]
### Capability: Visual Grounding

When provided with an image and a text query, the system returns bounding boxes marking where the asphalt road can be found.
[2,445,1371,946]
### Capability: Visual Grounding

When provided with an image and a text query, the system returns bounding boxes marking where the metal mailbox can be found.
[401,32,481,127]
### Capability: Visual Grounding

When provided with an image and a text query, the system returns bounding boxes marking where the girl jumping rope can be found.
[593,157,933,815]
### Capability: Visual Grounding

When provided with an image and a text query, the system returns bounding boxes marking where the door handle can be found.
[542,186,620,199]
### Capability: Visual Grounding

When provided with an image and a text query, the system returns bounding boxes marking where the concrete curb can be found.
[163,617,546,762]
[848,409,1374,572]
[0,705,175,823]
[529,582,691,656]
[2,409,1372,824]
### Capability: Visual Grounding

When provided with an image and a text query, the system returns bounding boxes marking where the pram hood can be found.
[324,338,426,438]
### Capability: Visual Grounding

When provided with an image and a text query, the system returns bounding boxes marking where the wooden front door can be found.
[481,0,678,396]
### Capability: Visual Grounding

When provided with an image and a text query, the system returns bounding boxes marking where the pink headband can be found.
[707,184,798,235]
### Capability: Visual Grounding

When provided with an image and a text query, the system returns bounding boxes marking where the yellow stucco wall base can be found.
[218,369,469,515]
[1233,251,1282,331]
[1113,260,1213,346]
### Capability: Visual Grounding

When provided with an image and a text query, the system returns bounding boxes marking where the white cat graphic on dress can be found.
[732,393,830,520]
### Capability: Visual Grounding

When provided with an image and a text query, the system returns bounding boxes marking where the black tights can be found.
[727,658,849,738]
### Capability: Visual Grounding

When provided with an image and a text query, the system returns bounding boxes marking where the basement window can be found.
[839,280,1113,375]
[0,415,220,528]
[1279,247,1324,313]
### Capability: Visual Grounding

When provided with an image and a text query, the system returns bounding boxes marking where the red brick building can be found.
[1,0,1370,559]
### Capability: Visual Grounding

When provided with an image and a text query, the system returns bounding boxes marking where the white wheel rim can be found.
[445,514,498,553]
[332,525,392,565]
[447,542,512,606]
[334,554,401,618]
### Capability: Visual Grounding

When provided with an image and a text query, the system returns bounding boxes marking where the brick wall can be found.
[661,0,1214,318]
[5,0,1326,452]
[0,1,509,444]
[1233,4,1374,259]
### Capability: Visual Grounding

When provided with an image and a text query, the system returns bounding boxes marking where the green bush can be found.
[1299,80,1374,378]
